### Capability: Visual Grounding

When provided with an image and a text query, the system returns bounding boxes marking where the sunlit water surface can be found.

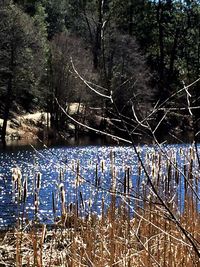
[0,144,199,228]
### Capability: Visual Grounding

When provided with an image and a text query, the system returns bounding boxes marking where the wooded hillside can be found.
[0,0,199,143]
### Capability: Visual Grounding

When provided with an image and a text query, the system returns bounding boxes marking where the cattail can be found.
[175,162,179,184]
[72,159,75,171]
[11,167,22,201]
[101,160,104,173]
[88,198,93,215]
[101,197,105,224]
[17,168,22,191]
[23,176,28,204]
[112,165,116,192]
[69,202,73,213]
[98,175,101,189]
[36,172,41,191]
[40,224,46,246]
[167,162,172,192]
[52,191,56,220]
[60,184,65,203]
[34,192,39,214]
[60,183,66,216]
[76,160,80,177]
[124,170,127,194]
[59,168,63,182]
[184,164,188,194]
[95,163,98,187]
[110,150,113,166]
[189,146,194,160]
[152,162,155,183]
[188,157,193,180]
[127,167,130,194]
[11,168,16,187]
[75,160,84,187]
[157,153,161,187]
[79,191,84,210]
[138,161,141,177]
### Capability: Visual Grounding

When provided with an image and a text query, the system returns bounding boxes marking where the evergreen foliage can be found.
[0,2,47,141]
[0,0,199,140]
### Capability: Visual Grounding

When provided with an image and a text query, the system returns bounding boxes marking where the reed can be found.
[1,145,200,266]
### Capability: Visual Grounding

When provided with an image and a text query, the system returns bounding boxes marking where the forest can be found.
[0,0,200,144]
[0,1,200,266]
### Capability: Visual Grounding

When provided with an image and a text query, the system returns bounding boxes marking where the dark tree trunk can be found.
[1,76,12,144]
[128,1,134,36]
[1,41,14,145]
[157,0,164,84]
[169,28,179,78]
[93,0,103,69]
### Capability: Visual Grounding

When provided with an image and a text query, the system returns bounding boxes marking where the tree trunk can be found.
[128,1,134,36]
[1,75,12,145]
[157,0,164,84]
[1,41,14,145]
[93,0,103,69]
[169,28,179,78]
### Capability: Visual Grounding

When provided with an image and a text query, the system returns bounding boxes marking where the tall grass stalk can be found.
[1,146,200,266]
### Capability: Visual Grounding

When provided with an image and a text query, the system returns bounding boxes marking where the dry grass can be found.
[1,205,199,266]
[0,146,200,266]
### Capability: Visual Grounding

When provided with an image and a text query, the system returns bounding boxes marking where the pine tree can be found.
[0,3,46,143]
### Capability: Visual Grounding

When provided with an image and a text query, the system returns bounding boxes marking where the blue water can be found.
[0,144,199,228]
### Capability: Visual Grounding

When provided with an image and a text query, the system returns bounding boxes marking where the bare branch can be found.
[183,80,193,116]
[131,102,149,129]
[55,97,132,144]
[71,58,111,99]
[153,109,169,134]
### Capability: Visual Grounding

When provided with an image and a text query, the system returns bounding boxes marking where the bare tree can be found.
[55,65,200,260]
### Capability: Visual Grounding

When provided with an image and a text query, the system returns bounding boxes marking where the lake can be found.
[0,143,199,228]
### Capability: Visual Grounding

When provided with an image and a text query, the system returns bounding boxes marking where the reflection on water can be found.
[0,135,112,151]
[0,142,199,228]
